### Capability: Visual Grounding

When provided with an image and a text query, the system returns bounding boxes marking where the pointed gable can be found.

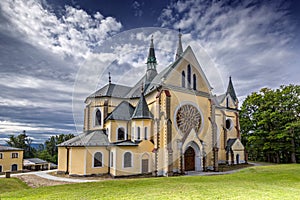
[162,46,212,93]
[132,93,153,119]
[226,76,238,102]
[226,138,244,152]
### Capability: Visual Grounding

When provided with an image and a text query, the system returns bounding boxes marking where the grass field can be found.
[1,164,299,199]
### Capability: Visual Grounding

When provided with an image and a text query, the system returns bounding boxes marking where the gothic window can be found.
[0,153,2,159]
[137,127,141,140]
[117,127,125,140]
[144,127,148,140]
[176,104,202,135]
[193,74,197,90]
[0,165,2,172]
[187,65,191,88]
[181,71,185,87]
[94,152,103,167]
[123,152,132,168]
[95,109,101,126]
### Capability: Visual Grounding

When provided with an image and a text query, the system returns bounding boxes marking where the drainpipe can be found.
[106,146,111,176]
[65,147,70,175]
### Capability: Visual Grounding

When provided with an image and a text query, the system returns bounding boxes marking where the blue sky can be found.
[0,0,299,144]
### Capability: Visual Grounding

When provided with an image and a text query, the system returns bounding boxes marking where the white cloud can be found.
[0,0,122,61]
[158,0,299,97]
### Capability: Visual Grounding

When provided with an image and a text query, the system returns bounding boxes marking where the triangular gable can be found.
[219,93,236,108]
[231,138,244,151]
[162,46,213,93]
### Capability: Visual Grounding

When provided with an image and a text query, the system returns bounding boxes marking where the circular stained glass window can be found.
[176,104,202,135]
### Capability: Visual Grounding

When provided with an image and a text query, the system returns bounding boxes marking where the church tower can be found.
[145,36,158,86]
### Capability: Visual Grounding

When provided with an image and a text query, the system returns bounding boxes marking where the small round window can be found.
[226,119,233,130]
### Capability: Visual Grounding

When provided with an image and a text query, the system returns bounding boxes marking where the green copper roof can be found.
[147,36,157,64]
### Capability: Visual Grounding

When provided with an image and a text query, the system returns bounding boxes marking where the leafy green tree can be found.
[7,130,36,158]
[43,134,74,163]
[240,85,300,163]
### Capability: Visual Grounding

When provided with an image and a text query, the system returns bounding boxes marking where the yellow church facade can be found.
[58,33,245,177]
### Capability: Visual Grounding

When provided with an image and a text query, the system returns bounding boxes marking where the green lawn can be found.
[1,164,300,200]
[0,177,29,194]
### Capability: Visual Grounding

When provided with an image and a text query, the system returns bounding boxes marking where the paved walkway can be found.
[0,170,98,183]
[1,162,266,182]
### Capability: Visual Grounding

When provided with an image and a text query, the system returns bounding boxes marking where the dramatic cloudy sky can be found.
[0,0,299,144]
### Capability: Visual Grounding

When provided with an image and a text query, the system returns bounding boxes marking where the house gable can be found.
[231,139,244,151]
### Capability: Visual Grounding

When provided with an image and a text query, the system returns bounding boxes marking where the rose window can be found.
[176,104,202,135]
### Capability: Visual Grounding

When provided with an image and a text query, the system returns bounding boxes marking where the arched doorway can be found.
[184,146,195,171]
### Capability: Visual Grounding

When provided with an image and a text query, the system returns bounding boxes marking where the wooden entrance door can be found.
[142,159,149,173]
[184,147,195,171]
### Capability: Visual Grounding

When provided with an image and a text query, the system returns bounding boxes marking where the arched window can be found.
[94,152,103,167]
[11,164,18,171]
[117,127,125,140]
[137,127,141,140]
[181,71,185,87]
[187,64,191,88]
[193,74,197,90]
[95,109,101,126]
[0,165,2,172]
[144,127,148,140]
[123,152,132,168]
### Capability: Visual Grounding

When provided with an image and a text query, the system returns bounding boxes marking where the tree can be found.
[7,130,36,158]
[43,134,74,163]
[240,85,300,163]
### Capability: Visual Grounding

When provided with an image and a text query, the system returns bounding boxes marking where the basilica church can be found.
[58,32,245,177]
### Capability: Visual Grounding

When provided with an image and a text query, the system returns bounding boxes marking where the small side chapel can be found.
[58,32,245,177]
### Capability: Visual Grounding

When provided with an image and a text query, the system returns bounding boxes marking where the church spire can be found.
[147,35,157,68]
[145,35,158,86]
[175,29,183,60]
[226,76,238,102]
